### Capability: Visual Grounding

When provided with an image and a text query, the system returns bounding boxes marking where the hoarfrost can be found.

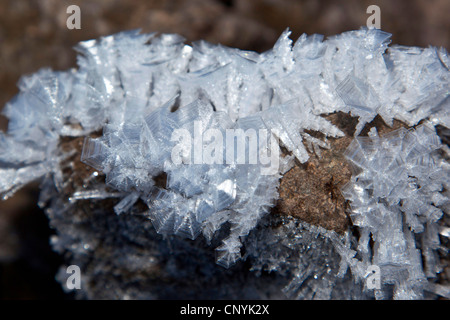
[0,27,448,299]
[341,124,449,299]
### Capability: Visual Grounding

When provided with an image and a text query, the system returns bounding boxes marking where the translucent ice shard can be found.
[336,75,380,113]
[80,137,109,172]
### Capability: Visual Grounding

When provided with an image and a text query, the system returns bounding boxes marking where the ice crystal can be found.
[341,124,449,299]
[0,27,448,299]
[245,216,367,300]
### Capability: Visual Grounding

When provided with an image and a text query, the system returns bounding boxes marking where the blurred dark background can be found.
[0,0,449,299]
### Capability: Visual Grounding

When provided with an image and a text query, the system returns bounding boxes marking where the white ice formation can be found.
[341,125,449,299]
[0,28,448,299]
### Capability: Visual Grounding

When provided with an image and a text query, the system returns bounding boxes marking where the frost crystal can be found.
[341,125,449,299]
[0,27,448,299]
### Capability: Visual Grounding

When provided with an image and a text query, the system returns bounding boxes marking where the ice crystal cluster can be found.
[341,125,449,299]
[0,28,449,299]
